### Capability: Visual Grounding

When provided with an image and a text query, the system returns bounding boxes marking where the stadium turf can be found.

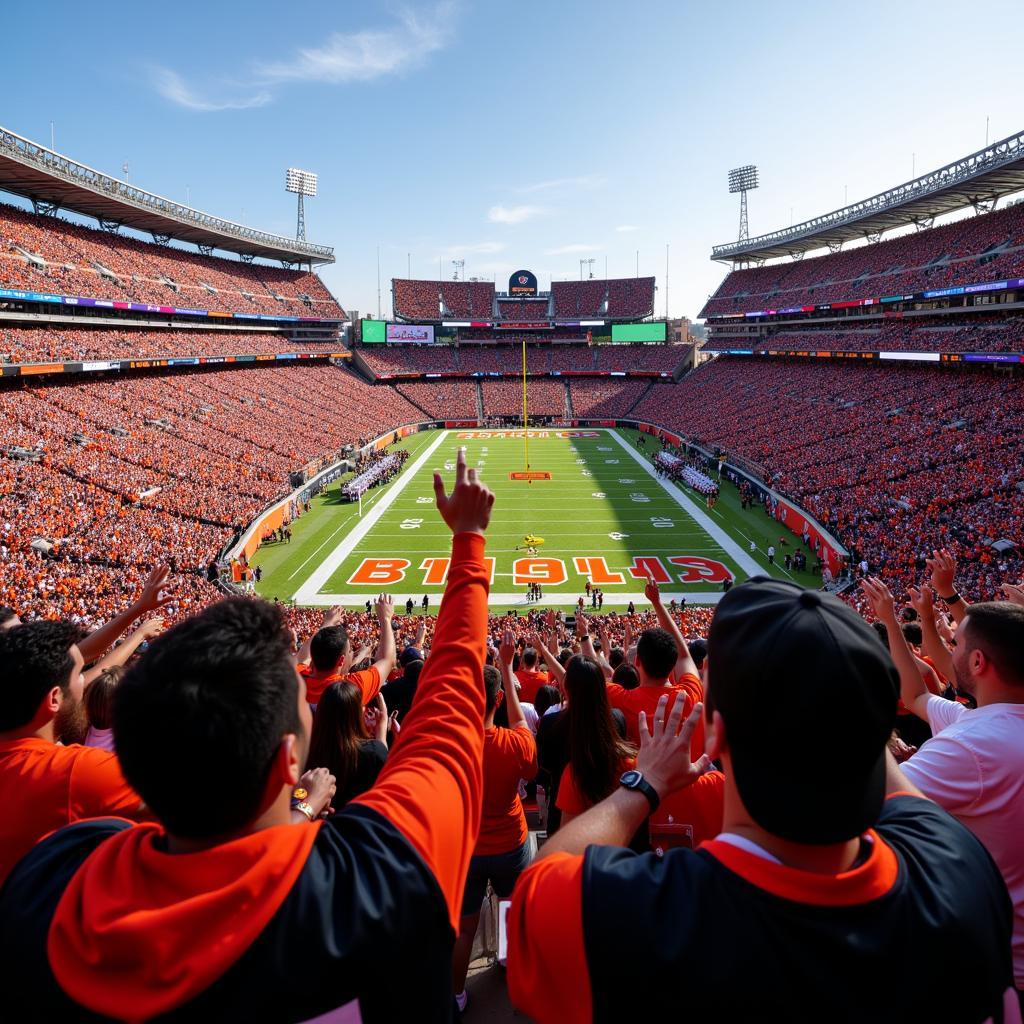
[253,427,819,611]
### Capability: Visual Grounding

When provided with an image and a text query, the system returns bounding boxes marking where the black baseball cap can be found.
[707,577,898,844]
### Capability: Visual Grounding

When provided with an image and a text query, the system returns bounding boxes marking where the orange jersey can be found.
[476,726,537,856]
[515,668,550,704]
[0,737,144,886]
[298,665,381,708]
[606,676,705,758]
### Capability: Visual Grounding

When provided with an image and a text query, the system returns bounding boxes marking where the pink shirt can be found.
[902,697,1024,986]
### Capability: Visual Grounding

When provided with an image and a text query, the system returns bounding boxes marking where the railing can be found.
[0,125,333,263]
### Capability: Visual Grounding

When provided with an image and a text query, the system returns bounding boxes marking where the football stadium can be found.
[1,5,1023,1021]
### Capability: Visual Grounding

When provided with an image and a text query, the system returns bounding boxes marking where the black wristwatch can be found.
[941,592,962,605]
[619,770,660,812]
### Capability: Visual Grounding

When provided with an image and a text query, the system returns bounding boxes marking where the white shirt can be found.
[901,696,1024,985]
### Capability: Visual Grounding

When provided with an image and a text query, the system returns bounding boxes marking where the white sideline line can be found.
[286,483,392,581]
[293,431,450,603]
[300,591,728,607]
[608,430,762,579]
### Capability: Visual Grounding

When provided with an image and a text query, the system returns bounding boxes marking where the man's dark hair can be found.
[0,620,85,731]
[484,665,502,714]
[901,623,923,647]
[636,627,677,680]
[608,647,625,671]
[534,684,560,717]
[872,620,889,647]
[962,602,1024,687]
[558,648,573,666]
[611,662,640,690]
[113,598,302,838]
[309,625,349,673]
[522,647,538,669]
[687,638,708,671]
[0,606,19,628]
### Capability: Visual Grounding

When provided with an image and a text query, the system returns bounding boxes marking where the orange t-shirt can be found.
[0,737,144,886]
[606,676,704,758]
[515,668,550,704]
[476,725,538,856]
[557,759,724,848]
[298,665,381,709]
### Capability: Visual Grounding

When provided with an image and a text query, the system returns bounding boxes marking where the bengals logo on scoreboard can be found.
[518,275,528,285]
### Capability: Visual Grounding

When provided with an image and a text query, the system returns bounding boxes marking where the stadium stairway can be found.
[475,380,485,420]
[564,379,574,418]
[392,384,433,421]
[623,379,656,417]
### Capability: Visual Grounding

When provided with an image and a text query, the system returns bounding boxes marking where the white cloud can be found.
[516,175,605,194]
[151,68,271,112]
[488,204,545,225]
[615,224,640,233]
[257,3,456,84]
[151,4,456,112]
[544,243,599,255]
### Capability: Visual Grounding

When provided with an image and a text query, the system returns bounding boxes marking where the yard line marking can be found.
[608,429,761,579]
[300,591,729,607]
[293,431,450,603]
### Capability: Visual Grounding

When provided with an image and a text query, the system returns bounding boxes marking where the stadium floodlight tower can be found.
[285,167,318,242]
[728,165,759,243]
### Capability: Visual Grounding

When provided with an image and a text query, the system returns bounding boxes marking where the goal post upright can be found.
[522,338,529,472]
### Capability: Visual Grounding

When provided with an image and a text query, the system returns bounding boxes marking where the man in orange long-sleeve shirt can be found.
[0,447,495,1024]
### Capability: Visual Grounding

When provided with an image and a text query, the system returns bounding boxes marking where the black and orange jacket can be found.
[508,796,1018,1024]
[0,532,489,1023]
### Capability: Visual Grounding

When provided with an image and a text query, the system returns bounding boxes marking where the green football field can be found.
[253,427,817,611]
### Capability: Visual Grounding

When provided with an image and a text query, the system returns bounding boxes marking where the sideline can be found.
[293,431,450,604]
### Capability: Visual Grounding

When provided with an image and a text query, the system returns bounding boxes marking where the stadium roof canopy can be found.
[712,130,1024,264]
[0,125,334,267]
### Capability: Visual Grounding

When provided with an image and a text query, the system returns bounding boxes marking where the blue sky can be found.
[3,0,1024,320]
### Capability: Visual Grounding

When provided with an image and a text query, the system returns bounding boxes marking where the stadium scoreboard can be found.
[611,322,666,343]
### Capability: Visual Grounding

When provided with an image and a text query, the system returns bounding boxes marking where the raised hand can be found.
[499,627,516,666]
[1001,582,1024,608]
[137,564,173,613]
[375,593,394,623]
[136,617,166,641]
[637,695,711,799]
[575,611,589,639]
[323,605,345,627]
[433,447,495,536]
[907,585,935,620]
[926,548,957,597]
[643,571,662,607]
[860,576,897,623]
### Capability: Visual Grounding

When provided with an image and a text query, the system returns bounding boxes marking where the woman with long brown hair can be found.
[556,655,636,825]
[307,681,390,809]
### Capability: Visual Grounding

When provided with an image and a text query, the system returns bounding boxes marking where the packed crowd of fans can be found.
[392,279,495,320]
[1,365,421,624]
[1,448,1022,1021]
[702,203,1024,316]
[480,379,567,417]
[703,315,1024,354]
[632,357,1024,601]
[551,277,656,318]
[0,202,343,318]
[569,378,652,417]
[0,326,335,364]
[394,380,479,419]
[495,300,551,321]
[360,341,686,377]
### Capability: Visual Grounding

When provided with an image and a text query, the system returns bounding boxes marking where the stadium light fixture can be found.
[285,167,318,242]
[728,164,759,243]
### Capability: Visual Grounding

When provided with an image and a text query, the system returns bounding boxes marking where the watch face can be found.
[292,788,309,801]
[620,770,641,788]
